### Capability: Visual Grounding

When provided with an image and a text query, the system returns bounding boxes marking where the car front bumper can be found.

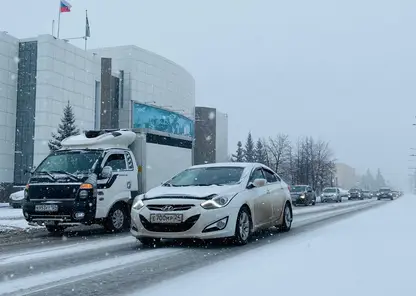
[130,199,240,240]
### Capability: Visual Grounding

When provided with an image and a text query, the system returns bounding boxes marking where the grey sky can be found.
[1,0,415,188]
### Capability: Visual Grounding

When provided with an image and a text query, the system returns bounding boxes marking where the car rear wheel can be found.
[233,207,252,246]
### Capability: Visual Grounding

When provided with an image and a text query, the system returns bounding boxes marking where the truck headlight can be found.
[132,195,145,210]
[200,193,236,210]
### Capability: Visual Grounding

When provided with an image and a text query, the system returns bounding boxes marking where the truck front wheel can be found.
[46,225,66,235]
[105,203,129,232]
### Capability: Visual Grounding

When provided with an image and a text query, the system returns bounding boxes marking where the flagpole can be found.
[84,10,88,51]
[57,1,61,38]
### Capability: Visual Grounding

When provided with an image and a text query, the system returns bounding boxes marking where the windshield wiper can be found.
[48,170,81,181]
[34,171,56,180]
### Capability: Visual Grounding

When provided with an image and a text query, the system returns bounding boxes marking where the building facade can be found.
[0,32,196,199]
[335,162,357,189]
[193,106,229,165]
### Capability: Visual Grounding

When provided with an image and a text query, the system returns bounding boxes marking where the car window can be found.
[249,168,265,183]
[105,153,127,171]
[263,169,278,183]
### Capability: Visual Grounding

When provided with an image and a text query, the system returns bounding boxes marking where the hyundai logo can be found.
[161,205,174,211]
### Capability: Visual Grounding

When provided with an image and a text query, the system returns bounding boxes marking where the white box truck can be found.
[22,129,193,233]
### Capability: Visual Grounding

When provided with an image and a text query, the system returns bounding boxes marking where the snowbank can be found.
[0,205,40,232]
[133,195,416,296]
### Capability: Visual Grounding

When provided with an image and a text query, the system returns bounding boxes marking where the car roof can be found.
[189,162,275,172]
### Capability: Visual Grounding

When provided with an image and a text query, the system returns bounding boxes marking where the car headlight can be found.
[201,193,236,210]
[299,194,305,199]
[132,195,145,210]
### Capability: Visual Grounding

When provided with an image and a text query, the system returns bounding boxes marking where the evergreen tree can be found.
[244,132,255,162]
[375,168,386,188]
[48,101,80,151]
[232,141,244,162]
[254,139,266,164]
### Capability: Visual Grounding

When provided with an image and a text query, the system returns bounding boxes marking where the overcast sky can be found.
[1,0,415,188]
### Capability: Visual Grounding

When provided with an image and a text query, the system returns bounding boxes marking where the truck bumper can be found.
[23,199,96,226]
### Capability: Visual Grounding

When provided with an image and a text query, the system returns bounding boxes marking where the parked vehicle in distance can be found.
[9,189,25,208]
[130,162,293,246]
[348,188,363,200]
[338,188,350,198]
[290,185,316,206]
[320,187,342,203]
[362,190,372,199]
[377,187,394,200]
[22,129,193,234]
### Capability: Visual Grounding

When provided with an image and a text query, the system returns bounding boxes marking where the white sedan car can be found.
[130,162,293,246]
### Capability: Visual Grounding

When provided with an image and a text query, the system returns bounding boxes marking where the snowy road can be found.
[0,199,383,296]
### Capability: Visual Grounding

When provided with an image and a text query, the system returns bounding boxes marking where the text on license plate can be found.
[150,214,183,224]
[35,205,58,212]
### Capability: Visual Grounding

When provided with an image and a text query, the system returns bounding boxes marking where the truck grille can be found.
[28,184,80,200]
[139,214,200,232]
[146,204,194,211]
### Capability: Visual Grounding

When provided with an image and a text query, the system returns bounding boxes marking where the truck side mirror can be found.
[100,166,113,179]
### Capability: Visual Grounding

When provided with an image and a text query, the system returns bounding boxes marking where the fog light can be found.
[79,190,88,199]
[23,211,29,219]
[74,212,85,219]
[203,217,229,233]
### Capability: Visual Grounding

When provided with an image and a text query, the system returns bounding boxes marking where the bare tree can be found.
[265,134,290,174]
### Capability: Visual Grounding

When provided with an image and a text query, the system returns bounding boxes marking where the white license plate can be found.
[35,205,58,212]
[150,214,183,224]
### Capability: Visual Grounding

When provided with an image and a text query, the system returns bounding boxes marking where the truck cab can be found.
[22,129,192,233]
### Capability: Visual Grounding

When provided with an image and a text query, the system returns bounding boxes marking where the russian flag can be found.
[60,0,72,13]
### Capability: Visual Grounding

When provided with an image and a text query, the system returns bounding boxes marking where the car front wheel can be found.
[278,203,292,232]
[233,207,252,246]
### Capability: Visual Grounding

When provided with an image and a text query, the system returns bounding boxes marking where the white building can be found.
[0,32,19,185]
[0,32,196,197]
[90,45,195,129]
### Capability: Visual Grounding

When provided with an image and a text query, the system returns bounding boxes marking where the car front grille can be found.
[139,214,200,232]
[146,204,194,211]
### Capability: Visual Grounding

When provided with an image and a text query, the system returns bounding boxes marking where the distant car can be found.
[348,188,363,200]
[130,162,293,246]
[362,190,372,199]
[9,190,25,208]
[290,185,316,206]
[377,187,394,200]
[320,187,342,203]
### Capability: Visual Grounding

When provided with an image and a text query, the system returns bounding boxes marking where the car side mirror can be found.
[100,166,113,179]
[307,189,312,193]
[248,178,267,189]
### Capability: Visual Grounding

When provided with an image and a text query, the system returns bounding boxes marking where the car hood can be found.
[143,184,242,200]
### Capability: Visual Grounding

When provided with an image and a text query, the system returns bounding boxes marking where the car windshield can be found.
[166,166,245,187]
[35,150,102,175]
[380,188,391,192]
[291,186,307,192]
[323,188,337,193]
[349,189,359,192]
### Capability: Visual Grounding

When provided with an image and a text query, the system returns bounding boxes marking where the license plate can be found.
[150,214,183,224]
[35,205,58,212]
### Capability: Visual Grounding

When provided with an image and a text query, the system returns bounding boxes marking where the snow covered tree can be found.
[254,138,267,164]
[375,169,386,188]
[232,141,244,162]
[48,101,80,151]
[244,132,255,162]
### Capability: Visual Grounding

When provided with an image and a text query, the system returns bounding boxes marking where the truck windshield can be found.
[166,166,245,186]
[35,150,102,175]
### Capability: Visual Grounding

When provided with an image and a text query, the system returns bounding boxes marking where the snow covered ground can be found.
[0,204,41,232]
[135,195,415,296]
